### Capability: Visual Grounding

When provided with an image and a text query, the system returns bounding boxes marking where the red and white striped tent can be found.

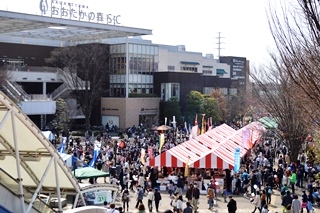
[148,124,236,169]
[213,121,266,163]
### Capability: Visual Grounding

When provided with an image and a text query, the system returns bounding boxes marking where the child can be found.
[167,180,174,197]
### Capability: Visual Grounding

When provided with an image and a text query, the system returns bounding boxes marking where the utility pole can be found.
[215,32,225,61]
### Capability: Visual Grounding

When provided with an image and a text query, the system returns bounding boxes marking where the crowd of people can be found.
[59,123,320,213]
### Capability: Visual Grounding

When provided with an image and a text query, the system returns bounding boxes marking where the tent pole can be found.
[54,157,63,212]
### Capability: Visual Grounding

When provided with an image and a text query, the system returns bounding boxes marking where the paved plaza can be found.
[99,176,287,213]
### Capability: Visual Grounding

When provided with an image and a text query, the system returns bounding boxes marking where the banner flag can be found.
[242,128,250,150]
[234,148,241,172]
[158,133,165,153]
[184,157,190,177]
[58,137,67,153]
[89,142,101,167]
[148,147,153,159]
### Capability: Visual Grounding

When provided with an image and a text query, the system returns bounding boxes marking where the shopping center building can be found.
[0,8,250,130]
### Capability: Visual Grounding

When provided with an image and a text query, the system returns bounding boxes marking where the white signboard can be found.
[102,115,119,127]
[94,191,112,204]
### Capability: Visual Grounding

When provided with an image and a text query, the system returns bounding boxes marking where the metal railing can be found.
[9,80,30,100]
[51,68,90,100]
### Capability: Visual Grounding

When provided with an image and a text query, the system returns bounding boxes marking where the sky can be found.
[1,0,277,66]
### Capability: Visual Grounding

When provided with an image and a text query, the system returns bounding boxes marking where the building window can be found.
[203,87,213,95]
[203,70,212,75]
[181,66,197,72]
[168,65,175,71]
[229,88,238,95]
[161,83,180,101]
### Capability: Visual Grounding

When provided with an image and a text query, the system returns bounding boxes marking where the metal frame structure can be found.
[0,10,152,46]
[0,91,121,212]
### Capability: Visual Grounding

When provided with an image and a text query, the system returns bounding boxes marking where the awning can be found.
[74,167,109,179]
[258,117,278,129]
[59,153,78,168]
[41,131,55,141]
[180,61,200,65]
[216,69,227,75]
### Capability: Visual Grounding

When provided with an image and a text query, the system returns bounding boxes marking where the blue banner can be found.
[58,137,67,153]
[234,148,241,172]
[89,143,101,167]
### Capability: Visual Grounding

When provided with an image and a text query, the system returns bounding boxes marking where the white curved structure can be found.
[0,91,119,212]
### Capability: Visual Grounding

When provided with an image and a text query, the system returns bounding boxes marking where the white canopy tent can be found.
[41,131,55,141]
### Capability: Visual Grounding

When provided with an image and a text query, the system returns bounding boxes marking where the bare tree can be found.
[251,58,308,161]
[46,43,110,130]
[267,0,320,123]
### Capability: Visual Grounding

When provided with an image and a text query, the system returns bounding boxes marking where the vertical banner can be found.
[234,148,241,173]
[242,128,250,150]
[184,157,190,177]
[58,137,67,153]
[148,146,153,159]
[191,125,198,139]
[165,117,167,126]
[158,133,165,153]
[89,142,101,167]
[248,129,253,148]
[140,148,146,165]
[172,116,176,128]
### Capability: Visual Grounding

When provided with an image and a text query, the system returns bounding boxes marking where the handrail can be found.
[51,68,90,99]
[6,80,30,101]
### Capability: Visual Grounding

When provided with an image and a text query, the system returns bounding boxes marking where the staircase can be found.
[2,80,29,103]
[51,68,90,100]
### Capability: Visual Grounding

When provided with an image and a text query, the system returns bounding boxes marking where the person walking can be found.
[291,194,301,213]
[147,188,155,212]
[265,184,272,204]
[135,185,144,208]
[175,195,183,213]
[154,188,162,212]
[227,195,237,213]
[290,171,297,194]
[183,202,193,213]
[281,191,292,213]
[192,183,200,213]
[121,186,130,212]
[251,191,261,213]
[207,187,215,210]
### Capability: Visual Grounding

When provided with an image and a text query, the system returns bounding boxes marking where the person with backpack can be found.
[121,186,130,212]
[227,195,237,213]
[265,184,272,204]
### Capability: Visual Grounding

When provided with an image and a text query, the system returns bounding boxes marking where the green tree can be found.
[185,91,204,123]
[55,98,69,132]
[203,97,219,124]
[163,97,181,124]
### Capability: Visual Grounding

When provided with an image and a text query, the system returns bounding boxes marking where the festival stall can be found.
[148,123,238,168]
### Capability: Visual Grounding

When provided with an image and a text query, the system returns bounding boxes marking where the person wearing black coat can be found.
[154,189,162,212]
[281,191,293,211]
[227,196,237,213]
[185,184,193,201]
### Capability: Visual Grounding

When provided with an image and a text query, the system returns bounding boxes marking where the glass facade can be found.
[161,83,180,101]
[109,43,158,97]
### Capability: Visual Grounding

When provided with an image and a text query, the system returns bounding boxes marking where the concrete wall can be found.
[101,97,160,128]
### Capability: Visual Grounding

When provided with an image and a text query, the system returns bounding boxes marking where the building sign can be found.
[232,58,245,73]
[39,0,121,25]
